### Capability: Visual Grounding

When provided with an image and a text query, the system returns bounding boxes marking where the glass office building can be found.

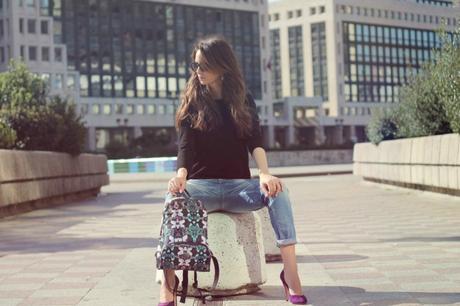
[343,22,451,103]
[51,0,262,100]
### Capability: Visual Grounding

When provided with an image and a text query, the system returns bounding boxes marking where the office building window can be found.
[92,104,101,115]
[288,25,304,96]
[342,21,446,103]
[40,0,50,16]
[19,18,24,33]
[41,46,49,61]
[137,104,145,115]
[27,19,36,33]
[80,75,89,96]
[59,1,262,99]
[270,29,282,99]
[103,104,111,115]
[53,73,63,89]
[54,47,62,61]
[40,20,48,34]
[311,22,328,101]
[28,46,37,60]
[67,74,76,90]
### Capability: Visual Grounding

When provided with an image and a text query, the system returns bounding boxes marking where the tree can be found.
[366,25,460,143]
[0,60,86,155]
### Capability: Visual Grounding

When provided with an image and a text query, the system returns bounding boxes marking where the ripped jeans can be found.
[165,178,297,247]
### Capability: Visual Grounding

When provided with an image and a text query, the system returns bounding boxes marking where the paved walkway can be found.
[1,172,460,305]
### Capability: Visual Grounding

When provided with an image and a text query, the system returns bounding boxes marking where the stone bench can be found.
[156,208,280,297]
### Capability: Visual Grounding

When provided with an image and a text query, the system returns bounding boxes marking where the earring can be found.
[221,75,224,81]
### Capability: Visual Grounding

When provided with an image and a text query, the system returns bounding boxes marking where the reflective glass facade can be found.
[288,25,304,96]
[270,28,282,99]
[54,0,262,99]
[343,22,446,103]
[311,22,328,101]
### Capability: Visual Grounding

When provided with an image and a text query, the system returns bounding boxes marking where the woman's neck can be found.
[207,79,223,100]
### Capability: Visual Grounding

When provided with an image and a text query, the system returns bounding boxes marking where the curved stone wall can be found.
[0,149,109,216]
[353,134,460,195]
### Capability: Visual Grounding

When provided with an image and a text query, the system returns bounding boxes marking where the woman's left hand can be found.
[259,173,283,198]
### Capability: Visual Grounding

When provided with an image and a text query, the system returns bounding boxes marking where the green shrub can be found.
[0,60,86,155]
[366,107,400,144]
[366,25,460,141]
[0,117,17,149]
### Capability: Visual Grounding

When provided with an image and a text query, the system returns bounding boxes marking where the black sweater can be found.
[176,93,263,179]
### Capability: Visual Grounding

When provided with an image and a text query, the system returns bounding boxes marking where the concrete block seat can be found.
[156,211,268,296]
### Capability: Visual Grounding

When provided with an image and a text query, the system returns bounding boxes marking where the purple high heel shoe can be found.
[280,269,308,305]
[157,302,174,306]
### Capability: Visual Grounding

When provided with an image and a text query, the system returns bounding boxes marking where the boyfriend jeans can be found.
[165,178,297,247]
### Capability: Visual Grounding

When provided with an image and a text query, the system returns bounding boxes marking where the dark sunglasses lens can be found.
[190,62,199,71]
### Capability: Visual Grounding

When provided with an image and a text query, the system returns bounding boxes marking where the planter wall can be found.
[0,150,109,216]
[353,133,460,195]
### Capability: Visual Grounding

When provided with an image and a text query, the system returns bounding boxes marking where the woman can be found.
[158,35,307,306]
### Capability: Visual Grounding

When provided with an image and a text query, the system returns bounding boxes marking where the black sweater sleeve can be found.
[176,117,195,173]
[246,93,264,154]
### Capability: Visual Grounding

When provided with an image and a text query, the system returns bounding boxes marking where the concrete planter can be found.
[353,133,460,196]
[0,149,109,216]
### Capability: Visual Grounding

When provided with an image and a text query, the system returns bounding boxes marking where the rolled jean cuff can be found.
[276,238,297,248]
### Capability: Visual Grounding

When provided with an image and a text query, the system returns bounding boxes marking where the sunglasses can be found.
[189,61,209,72]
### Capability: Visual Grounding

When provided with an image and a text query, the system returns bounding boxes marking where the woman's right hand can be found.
[168,176,187,193]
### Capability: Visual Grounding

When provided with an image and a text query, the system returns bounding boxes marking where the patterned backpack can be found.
[156,190,219,304]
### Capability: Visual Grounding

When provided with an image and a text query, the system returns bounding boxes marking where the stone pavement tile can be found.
[329,272,387,281]
[323,267,379,274]
[398,281,460,291]
[28,288,91,298]
[6,273,60,279]
[444,274,460,281]
[345,291,418,305]
[382,270,442,279]
[421,262,460,269]
[0,283,43,290]
[18,296,83,305]
[41,282,97,290]
[321,261,372,270]
[60,272,109,278]
[0,290,34,298]
[412,292,460,305]
[388,274,449,284]
[0,298,22,306]
[1,277,52,284]
[304,286,354,306]
[372,264,423,272]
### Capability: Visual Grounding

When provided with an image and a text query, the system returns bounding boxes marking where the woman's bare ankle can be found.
[159,270,176,303]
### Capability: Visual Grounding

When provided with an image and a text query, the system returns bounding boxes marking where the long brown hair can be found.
[175,35,252,138]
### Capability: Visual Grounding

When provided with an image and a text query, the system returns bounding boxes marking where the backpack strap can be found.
[210,255,220,292]
[180,270,188,304]
[193,270,198,289]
